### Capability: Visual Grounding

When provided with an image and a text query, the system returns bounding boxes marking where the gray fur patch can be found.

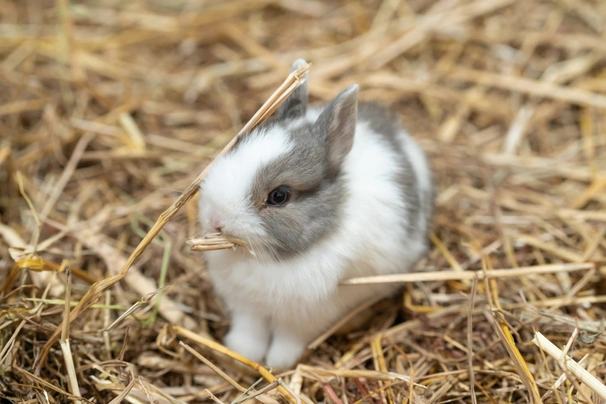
[250,121,346,259]
[358,102,400,150]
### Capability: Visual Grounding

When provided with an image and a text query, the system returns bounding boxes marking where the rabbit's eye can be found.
[267,186,291,206]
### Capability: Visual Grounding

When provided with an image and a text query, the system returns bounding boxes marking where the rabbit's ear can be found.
[315,85,359,173]
[276,59,309,120]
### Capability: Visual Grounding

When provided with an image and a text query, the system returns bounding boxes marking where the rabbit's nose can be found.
[209,215,224,233]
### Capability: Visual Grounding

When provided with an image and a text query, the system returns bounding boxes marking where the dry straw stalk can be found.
[343,262,595,284]
[187,233,251,253]
[533,332,606,401]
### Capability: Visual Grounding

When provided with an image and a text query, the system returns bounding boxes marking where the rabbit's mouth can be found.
[187,232,253,255]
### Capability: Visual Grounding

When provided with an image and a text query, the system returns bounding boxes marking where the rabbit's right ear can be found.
[276,59,309,120]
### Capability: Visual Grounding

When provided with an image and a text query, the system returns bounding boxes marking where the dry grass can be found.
[187,234,250,253]
[1,0,606,403]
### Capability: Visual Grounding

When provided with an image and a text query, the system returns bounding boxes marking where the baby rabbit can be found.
[199,59,433,369]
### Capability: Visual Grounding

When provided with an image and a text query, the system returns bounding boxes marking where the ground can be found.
[1,0,606,403]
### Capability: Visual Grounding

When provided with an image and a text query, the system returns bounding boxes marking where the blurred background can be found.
[1,0,606,403]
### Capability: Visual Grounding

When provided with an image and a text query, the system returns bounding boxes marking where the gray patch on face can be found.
[249,122,346,259]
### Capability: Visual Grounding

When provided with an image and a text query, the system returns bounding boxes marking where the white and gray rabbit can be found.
[198,59,433,369]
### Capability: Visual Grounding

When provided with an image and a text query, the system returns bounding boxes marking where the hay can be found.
[187,234,251,253]
[1,0,606,403]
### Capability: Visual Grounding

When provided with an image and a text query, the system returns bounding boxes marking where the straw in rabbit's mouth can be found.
[187,233,254,255]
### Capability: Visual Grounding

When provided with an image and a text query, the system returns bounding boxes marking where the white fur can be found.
[199,127,293,240]
[199,108,431,369]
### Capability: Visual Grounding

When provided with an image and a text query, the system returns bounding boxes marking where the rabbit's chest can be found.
[205,250,343,312]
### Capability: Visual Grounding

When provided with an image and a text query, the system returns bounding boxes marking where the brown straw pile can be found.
[1,1,606,403]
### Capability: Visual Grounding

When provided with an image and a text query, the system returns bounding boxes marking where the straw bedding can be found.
[1,0,606,403]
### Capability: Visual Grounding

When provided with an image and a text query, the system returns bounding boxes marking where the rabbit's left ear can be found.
[276,59,309,120]
[315,84,359,174]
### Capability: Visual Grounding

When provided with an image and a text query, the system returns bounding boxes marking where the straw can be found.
[2,1,606,402]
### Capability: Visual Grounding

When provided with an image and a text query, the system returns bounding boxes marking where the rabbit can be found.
[198,59,433,369]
